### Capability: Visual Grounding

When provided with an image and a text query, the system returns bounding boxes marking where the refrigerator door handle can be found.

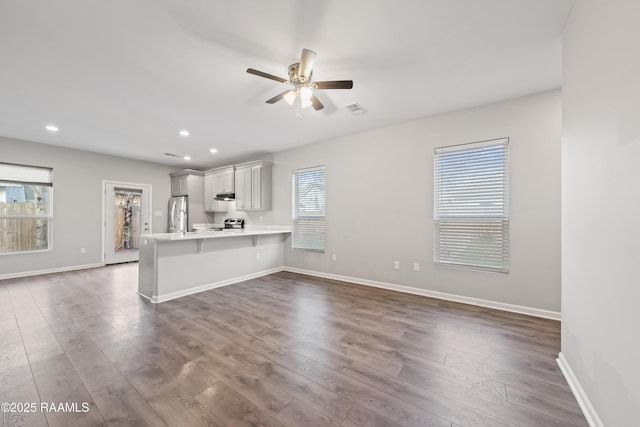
[168,199,176,232]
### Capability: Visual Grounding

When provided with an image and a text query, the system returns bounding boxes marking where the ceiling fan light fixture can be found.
[300,97,312,109]
[299,86,312,100]
[299,86,313,108]
[283,90,297,105]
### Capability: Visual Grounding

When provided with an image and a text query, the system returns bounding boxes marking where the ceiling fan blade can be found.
[247,68,289,84]
[314,80,354,90]
[309,94,324,111]
[298,49,316,82]
[265,91,290,104]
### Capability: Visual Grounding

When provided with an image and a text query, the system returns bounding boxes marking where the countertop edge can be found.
[142,228,292,242]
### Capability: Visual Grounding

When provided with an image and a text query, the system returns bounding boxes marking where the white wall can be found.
[0,136,175,277]
[561,0,640,425]
[272,90,562,313]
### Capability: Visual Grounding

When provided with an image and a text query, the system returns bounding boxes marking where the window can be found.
[292,166,325,252]
[0,163,53,254]
[433,138,509,273]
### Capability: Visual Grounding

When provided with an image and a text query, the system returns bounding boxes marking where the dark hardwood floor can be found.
[0,264,586,427]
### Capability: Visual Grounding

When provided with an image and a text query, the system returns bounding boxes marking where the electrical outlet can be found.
[413,262,420,272]
[332,254,337,261]
[394,260,400,270]
[80,248,86,254]
[256,252,260,260]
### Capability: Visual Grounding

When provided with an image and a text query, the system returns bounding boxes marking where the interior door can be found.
[104,182,151,264]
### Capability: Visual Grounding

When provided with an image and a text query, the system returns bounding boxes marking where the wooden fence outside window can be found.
[0,201,48,253]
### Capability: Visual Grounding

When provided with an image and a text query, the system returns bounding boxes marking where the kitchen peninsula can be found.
[138,227,291,303]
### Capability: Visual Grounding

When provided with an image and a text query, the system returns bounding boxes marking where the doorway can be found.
[103,181,151,264]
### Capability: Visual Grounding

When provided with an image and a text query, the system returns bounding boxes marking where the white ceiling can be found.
[0,0,574,169]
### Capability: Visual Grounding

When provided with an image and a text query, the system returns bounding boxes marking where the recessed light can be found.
[183,156,191,160]
[45,125,59,132]
[179,130,190,137]
[210,148,218,154]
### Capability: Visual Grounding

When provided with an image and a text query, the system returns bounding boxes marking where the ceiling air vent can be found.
[344,103,368,116]
[164,152,181,157]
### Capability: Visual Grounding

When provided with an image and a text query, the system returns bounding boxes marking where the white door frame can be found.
[102,180,152,265]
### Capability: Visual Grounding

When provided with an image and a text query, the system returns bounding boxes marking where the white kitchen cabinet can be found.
[170,174,189,196]
[203,167,232,212]
[203,173,221,212]
[234,161,272,211]
[170,170,204,197]
[216,167,234,193]
[251,166,261,210]
[234,167,249,210]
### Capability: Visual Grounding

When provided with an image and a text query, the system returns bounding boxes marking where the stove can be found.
[224,218,245,229]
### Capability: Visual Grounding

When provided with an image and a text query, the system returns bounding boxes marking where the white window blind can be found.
[434,138,509,273]
[292,166,325,252]
[0,162,52,185]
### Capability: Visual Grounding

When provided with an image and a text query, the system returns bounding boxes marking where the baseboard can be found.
[557,352,603,427]
[283,267,561,321]
[150,267,285,303]
[0,263,104,281]
[137,292,152,302]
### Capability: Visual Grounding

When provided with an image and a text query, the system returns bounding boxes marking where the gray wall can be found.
[1,90,563,315]
[272,90,562,313]
[0,136,174,277]
[562,0,640,425]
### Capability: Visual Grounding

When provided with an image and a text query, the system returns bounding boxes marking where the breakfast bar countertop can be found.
[142,226,291,241]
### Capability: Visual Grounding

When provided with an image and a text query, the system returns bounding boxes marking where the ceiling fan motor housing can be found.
[288,63,312,86]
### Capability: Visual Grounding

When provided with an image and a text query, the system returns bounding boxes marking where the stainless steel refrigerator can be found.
[168,196,188,233]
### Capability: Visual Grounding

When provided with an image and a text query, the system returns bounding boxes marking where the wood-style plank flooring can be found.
[0,264,586,426]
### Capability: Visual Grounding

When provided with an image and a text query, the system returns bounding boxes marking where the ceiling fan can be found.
[247,49,353,112]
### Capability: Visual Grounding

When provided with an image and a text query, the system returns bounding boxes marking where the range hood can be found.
[215,192,235,201]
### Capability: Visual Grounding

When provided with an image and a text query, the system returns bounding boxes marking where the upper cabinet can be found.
[216,166,234,194]
[203,166,234,212]
[170,170,203,197]
[171,174,188,196]
[234,161,272,211]
[203,173,217,212]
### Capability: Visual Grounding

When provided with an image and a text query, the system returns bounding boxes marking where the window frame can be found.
[0,162,53,255]
[291,165,326,253]
[433,138,510,273]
